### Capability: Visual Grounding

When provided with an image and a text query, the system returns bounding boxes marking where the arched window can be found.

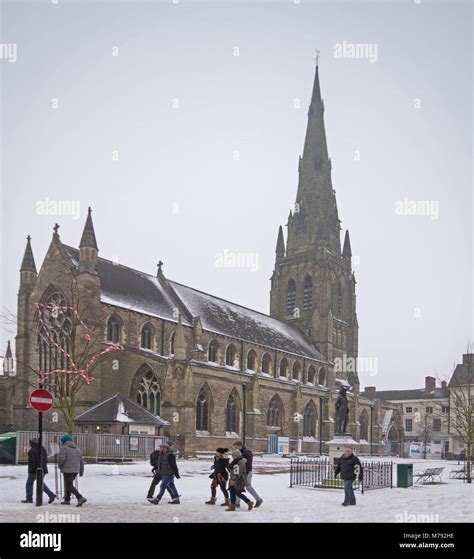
[225,344,236,367]
[267,395,283,428]
[226,390,240,434]
[136,368,161,415]
[169,332,176,355]
[279,358,289,378]
[307,365,316,384]
[318,367,326,386]
[292,361,301,381]
[262,353,272,374]
[140,323,154,350]
[286,279,296,314]
[337,282,344,318]
[196,388,209,431]
[208,340,219,363]
[303,400,317,437]
[37,292,72,396]
[359,409,369,441]
[247,349,257,371]
[106,314,121,343]
[303,276,313,310]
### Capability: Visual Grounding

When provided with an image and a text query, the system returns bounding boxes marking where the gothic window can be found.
[267,396,283,428]
[307,365,316,384]
[247,349,257,371]
[292,361,301,381]
[208,340,219,363]
[140,323,154,350]
[303,400,317,437]
[226,391,239,433]
[169,332,176,355]
[337,283,344,318]
[359,409,369,440]
[196,388,209,431]
[262,353,272,374]
[37,292,71,396]
[279,358,289,378]
[318,367,326,386]
[286,279,296,314]
[225,344,236,367]
[303,276,313,310]
[136,369,161,415]
[106,314,122,343]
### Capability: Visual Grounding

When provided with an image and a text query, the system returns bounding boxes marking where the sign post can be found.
[29,389,54,507]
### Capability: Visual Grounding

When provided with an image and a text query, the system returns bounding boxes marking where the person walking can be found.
[225,449,254,512]
[21,438,56,504]
[147,443,180,505]
[57,435,87,507]
[205,447,230,507]
[334,447,363,506]
[232,440,263,507]
[146,441,178,500]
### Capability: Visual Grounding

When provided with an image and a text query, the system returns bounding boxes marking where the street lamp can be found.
[292,412,303,454]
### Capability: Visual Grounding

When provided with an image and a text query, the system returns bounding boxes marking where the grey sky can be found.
[1,0,472,390]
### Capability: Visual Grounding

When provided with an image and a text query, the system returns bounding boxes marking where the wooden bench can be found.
[414,467,444,484]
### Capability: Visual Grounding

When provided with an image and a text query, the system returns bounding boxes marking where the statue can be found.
[334,386,350,434]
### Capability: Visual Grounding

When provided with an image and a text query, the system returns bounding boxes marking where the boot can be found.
[76,497,87,507]
[205,496,217,505]
[225,503,236,512]
[220,498,231,507]
[247,501,254,511]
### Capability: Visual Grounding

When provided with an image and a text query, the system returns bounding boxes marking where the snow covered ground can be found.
[0,455,472,523]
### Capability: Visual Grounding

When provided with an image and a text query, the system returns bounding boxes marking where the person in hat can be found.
[21,438,56,504]
[226,449,254,512]
[147,441,178,500]
[57,435,87,507]
[205,447,230,507]
[147,442,180,505]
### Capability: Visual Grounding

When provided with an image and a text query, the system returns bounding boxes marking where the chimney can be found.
[364,386,376,398]
[425,376,436,395]
[462,353,473,366]
[441,380,447,390]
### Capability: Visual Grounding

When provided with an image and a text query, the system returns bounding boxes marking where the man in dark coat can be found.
[146,441,177,500]
[21,438,56,504]
[147,443,180,505]
[335,447,363,506]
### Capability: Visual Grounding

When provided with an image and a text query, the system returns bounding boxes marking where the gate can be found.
[267,434,278,454]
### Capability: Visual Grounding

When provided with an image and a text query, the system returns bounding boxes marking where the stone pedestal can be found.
[327,433,359,464]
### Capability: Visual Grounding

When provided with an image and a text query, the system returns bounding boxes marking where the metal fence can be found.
[16,431,168,464]
[289,457,392,493]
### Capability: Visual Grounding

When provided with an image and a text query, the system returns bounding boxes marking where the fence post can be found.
[290,458,293,488]
[95,433,99,463]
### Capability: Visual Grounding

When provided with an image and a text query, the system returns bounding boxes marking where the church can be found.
[2,64,402,455]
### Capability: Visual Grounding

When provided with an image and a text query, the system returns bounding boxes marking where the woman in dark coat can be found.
[205,447,230,507]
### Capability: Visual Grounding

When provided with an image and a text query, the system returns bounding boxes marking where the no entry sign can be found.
[29,389,54,412]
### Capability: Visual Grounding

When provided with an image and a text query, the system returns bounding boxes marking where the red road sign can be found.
[29,389,54,412]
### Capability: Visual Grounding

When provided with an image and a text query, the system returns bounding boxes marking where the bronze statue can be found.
[334,386,349,434]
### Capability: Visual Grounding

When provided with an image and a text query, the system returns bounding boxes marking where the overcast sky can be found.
[1,0,472,390]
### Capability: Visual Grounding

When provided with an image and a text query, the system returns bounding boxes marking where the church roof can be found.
[360,387,449,401]
[74,393,169,426]
[63,245,326,362]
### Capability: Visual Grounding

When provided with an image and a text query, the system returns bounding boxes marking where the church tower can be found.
[270,64,359,387]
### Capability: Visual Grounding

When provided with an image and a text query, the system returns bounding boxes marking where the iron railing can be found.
[290,457,392,493]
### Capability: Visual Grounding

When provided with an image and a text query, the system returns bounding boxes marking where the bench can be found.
[450,466,473,480]
[414,467,444,484]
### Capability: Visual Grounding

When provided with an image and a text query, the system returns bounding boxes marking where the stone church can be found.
[1,65,401,454]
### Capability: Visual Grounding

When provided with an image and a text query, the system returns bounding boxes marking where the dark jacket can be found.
[334,453,363,482]
[57,441,85,475]
[240,446,253,473]
[28,442,48,475]
[229,457,248,492]
[211,456,230,480]
[157,450,180,478]
[150,450,160,471]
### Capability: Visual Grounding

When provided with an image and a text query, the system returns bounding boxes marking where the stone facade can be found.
[1,65,401,455]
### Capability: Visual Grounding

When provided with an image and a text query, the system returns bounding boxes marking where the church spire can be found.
[79,207,98,250]
[275,225,285,260]
[20,235,36,273]
[343,230,352,259]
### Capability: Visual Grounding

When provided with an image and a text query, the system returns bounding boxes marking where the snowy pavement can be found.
[0,456,472,523]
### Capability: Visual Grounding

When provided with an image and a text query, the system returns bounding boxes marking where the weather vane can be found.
[315,49,320,65]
